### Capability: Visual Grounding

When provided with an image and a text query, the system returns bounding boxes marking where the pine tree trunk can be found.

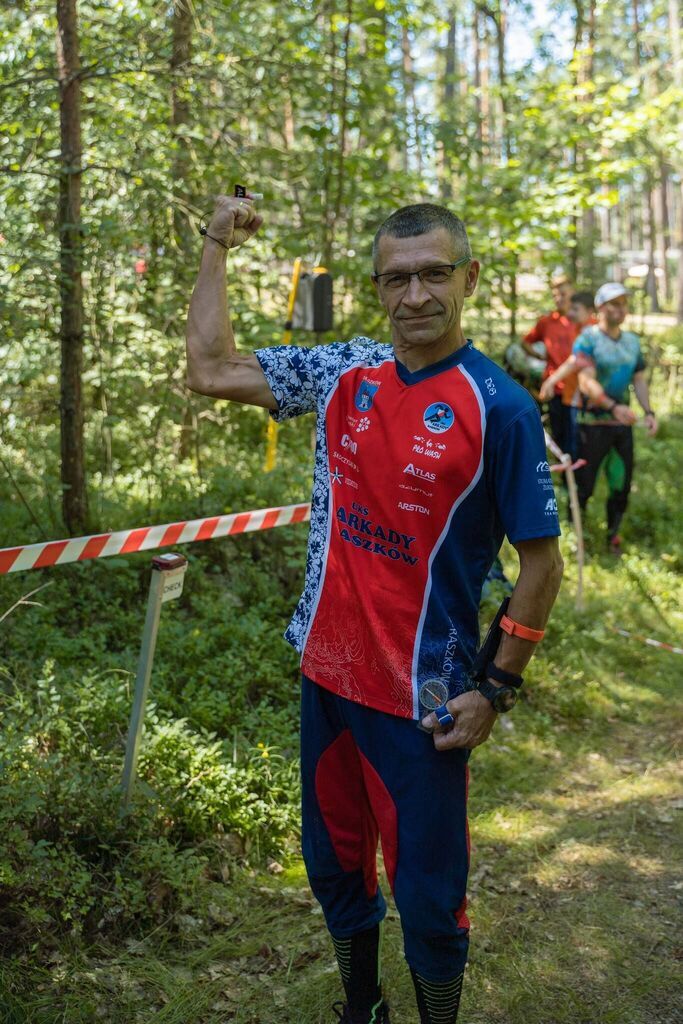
[668,0,683,321]
[402,24,423,179]
[171,0,193,254]
[439,7,457,200]
[333,0,353,234]
[321,10,338,262]
[495,0,509,161]
[657,159,672,303]
[645,184,661,312]
[172,0,196,463]
[56,0,87,534]
[480,15,490,157]
[473,5,483,162]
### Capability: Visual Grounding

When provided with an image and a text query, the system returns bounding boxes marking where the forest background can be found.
[0,1,682,1022]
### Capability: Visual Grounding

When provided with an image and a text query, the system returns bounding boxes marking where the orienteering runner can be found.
[185,196,564,1024]
[539,290,597,460]
[570,283,658,556]
[522,273,579,455]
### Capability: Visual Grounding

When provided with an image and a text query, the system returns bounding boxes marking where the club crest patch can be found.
[423,402,454,433]
[354,380,380,411]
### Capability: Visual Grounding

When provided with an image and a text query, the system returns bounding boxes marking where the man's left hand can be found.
[644,412,658,436]
[421,691,498,751]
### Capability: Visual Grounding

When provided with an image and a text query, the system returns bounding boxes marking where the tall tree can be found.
[171,0,193,255]
[56,0,87,533]
[669,0,683,321]
[438,7,458,199]
[171,0,196,462]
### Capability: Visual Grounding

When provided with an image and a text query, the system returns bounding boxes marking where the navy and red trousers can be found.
[301,675,471,981]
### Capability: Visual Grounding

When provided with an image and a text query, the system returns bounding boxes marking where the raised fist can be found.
[205,193,263,250]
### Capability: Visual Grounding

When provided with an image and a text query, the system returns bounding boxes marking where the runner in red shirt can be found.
[539,291,597,459]
[523,275,579,455]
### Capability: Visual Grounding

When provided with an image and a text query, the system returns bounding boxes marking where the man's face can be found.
[552,283,572,315]
[372,228,479,348]
[599,295,628,327]
[568,301,593,326]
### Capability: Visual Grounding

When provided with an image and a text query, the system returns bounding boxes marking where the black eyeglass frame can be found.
[371,255,472,290]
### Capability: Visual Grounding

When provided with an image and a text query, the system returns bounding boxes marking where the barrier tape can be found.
[0,432,578,578]
[608,626,683,656]
[0,503,311,575]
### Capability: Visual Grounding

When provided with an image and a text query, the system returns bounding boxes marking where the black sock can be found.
[331,924,383,1022]
[410,968,464,1024]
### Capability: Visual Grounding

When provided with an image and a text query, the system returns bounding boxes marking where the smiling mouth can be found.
[401,313,439,321]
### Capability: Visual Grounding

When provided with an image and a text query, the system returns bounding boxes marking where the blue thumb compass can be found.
[417,679,454,732]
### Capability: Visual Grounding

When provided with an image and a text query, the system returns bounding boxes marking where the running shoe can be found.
[607,534,623,557]
[331,1001,391,1023]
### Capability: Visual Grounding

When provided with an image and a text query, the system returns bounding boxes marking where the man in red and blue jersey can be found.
[186,196,564,1024]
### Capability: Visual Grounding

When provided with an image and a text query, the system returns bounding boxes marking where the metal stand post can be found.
[120,553,188,814]
[563,456,585,611]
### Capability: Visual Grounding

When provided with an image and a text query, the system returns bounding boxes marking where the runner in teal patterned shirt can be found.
[572,283,658,555]
[574,326,645,417]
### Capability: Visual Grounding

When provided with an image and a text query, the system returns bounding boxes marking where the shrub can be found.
[0,661,299,949]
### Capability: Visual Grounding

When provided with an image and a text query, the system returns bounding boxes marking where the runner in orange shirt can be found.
[539,291,596,459]
[523,275,579,455]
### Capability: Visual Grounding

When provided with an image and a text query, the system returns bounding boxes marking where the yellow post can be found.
[264,257,303,472]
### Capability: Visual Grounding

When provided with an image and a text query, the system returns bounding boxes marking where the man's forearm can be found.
[547,355,577,388]
[578,368,611,407]
[633,375,652,413]
[493,539,563,677]
[186,241,236,389]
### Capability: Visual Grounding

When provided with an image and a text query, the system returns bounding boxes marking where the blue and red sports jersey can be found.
[256,338,560,720]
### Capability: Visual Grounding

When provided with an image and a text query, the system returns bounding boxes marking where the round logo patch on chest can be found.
[423,402,454,433]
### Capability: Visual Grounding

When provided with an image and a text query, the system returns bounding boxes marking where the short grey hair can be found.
[372,203,472,270]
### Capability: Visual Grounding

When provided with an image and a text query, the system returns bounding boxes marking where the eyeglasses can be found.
[372,256,471,292]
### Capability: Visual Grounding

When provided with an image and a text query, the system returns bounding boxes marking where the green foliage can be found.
[0,0,682,1008]
[0,659,299,949]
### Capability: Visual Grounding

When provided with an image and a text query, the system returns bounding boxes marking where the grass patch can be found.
[1,399,681,1022]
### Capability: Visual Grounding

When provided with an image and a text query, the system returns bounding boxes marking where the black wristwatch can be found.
[476,678,518,713]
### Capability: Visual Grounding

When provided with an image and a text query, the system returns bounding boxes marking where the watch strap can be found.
[477,678,517,712]
[487,661,524,689]
[500,614,545,643]
[476,679,501,704]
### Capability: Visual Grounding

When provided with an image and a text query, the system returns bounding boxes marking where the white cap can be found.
[595,282,628,308]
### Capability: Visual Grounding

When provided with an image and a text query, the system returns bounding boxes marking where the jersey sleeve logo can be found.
[423,402,454,433]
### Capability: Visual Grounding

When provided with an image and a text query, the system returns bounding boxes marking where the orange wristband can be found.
[500,615,545,643]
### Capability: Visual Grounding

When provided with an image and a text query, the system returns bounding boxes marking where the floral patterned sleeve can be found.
[253,344,336,421]
[254,340,383,421]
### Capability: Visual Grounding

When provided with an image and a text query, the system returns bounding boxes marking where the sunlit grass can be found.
[1,409,681,1021]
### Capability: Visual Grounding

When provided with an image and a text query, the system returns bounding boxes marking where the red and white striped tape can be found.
[0,503,311,575]
[608,626,683,656]
[0,433,585,577]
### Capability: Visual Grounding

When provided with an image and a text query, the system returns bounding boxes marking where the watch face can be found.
[493,687,517,713]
